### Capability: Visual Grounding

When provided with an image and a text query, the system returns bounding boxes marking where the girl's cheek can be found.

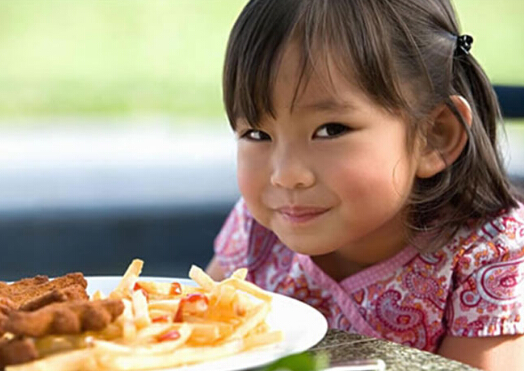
[237,146,269,193]
[237,171,254,197]
[237,160,263,199]
[328,158,393,197]
[237,167,268,226]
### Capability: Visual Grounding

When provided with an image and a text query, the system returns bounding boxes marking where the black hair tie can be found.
[455,34,473,56]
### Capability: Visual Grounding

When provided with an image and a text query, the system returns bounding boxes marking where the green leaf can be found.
[260,352,330,371]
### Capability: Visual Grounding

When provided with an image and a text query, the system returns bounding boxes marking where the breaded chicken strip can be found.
[0,273,88,311]
[0,299,124,337]
[19,285,88,312]
[0,276,49,294]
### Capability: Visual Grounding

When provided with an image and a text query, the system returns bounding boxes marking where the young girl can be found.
[206,1,524,369]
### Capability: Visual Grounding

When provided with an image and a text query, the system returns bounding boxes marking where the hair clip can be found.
[455,34,473,56]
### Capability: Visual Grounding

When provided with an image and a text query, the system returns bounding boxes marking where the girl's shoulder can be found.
[445,202,524,278]
[443,203,524,338]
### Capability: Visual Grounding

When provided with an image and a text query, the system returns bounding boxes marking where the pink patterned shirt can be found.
[214,198,524,352]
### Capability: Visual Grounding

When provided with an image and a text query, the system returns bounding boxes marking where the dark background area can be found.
[0,203,233,280]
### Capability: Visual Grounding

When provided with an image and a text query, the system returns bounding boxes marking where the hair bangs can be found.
[223,0,304,129]
[224,0,415,130]
[305,1,412,113]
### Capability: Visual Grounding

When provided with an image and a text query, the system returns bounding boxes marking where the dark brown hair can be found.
[223,0,519,251]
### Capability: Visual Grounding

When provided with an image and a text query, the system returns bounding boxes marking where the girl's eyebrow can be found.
[297,98,356,112]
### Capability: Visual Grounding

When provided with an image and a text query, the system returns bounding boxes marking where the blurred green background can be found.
[0,0,522,123]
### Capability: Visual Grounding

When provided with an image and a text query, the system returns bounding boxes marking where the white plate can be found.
[87,276,328,371]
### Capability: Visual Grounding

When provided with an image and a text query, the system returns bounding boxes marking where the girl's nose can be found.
[270,147,315,189]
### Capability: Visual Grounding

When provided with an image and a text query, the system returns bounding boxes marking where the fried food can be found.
[0,273,88,312]
[0,337,38,370]
[18,285,88,312]
[0,299,14,315]
[0,260,281,371]
[0,276,49,293]
[0,272,124,370]
[0,299,124,338]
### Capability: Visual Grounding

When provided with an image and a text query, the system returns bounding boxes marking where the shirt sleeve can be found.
[213,198,253,277]
[446,214,524,337]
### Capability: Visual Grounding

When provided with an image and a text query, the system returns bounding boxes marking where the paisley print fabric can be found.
[214,199,524,352]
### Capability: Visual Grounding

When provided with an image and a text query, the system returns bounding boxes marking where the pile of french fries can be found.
[6,259,283,371]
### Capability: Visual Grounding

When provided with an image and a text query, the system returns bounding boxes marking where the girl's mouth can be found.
[277,206,330,224]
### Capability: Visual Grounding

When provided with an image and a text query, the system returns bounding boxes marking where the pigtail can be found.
[455,54,500,146]
[409,40,520,251]
[452,51,518,209]
[403,9,521,251]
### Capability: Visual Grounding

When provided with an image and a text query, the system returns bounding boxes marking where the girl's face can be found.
[235,45,423,270]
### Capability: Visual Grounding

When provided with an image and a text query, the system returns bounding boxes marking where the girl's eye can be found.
[241,129,271,141]
[314,123,351,139]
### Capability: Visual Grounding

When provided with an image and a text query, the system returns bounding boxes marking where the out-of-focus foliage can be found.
[454,0,524,86]
[0,0,521,121]
[0,0,245,119]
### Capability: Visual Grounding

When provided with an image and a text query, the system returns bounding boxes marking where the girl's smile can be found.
[276,205,331,225]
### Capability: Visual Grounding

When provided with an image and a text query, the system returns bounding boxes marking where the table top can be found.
[307,329,481,371]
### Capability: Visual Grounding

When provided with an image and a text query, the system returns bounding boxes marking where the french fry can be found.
[229,302,271,339]
[134,281,184,298]
[148,309,173,322]
[147,299,180,312]
[90,290,105,301]
[134,323,173,343]
[132,289,151,329]
[220,277,273,302]
[96,340,242,371]
[109,259,144,300]
[119,299,137,342]
[95,323,123,340]
[188,265,216,291]
[231,267,248,280]
[233,291,256,316]
[243,330,284,351]
[180,285,207,296]
[34,338,73,358]
[211,282,237,309]
[94,324,192,356]
[183,322,234,344]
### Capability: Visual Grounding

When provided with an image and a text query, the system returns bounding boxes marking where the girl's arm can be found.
[205,255,226,281]
[438,334,524,371]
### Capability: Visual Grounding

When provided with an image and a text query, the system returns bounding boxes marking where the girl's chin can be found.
[277,236,337,256]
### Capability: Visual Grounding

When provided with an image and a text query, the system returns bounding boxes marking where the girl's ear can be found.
[416,95,472,178]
